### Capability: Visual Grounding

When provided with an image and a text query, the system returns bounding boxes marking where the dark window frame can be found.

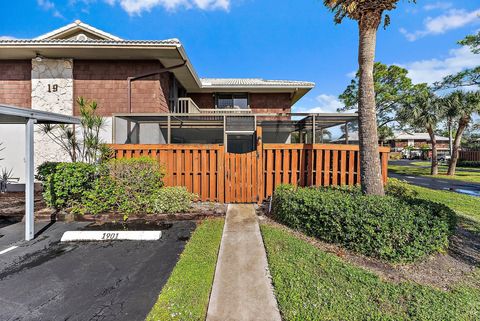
[215,93,249,109]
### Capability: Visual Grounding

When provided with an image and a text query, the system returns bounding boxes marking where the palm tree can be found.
[443,91,480,175]
[323,0,415,195]
[399,89,442,175]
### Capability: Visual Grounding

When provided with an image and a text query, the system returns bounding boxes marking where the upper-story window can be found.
[216,94,249,109]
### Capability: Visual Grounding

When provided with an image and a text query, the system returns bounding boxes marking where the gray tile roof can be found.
[200,78,315,88]
[0,39,181,45]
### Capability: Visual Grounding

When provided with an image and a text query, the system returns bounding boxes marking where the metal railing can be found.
[174,98,252,115]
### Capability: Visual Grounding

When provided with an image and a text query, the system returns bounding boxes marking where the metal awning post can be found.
[25,118,35,241]
[312,115,316,144]
[320,128,324,143]
[345,122,349,145]
[167,115,171,144]
[223,115,227,152]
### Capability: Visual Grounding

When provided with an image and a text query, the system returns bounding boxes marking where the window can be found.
[216,94,249,109]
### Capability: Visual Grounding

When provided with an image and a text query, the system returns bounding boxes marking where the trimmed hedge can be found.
[271,184,456,263]
[457,160,480,168]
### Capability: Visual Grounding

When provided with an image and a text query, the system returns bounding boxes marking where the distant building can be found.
[333,131,450,159]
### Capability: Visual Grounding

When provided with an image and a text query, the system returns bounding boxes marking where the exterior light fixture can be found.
[35,53,43,62]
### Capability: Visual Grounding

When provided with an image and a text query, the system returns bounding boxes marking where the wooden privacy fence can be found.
[110,143,390,203]
[262,144,389,200]
[460,151,480,162]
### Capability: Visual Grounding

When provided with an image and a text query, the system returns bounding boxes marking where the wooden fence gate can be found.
[110,138,389,204]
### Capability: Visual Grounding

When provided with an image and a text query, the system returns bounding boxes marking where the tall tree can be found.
[442,91,480,175]
[339,62,424,128]
[398,88,442,175]
[324,0,416,195]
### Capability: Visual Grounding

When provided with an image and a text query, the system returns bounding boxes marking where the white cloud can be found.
[400,46,480,85]
[296,94,344,114]
[424,2,452,11]
[0,36,17,40]
[106,0,230,14]
[400,8,480,41]
[37,0,64,18]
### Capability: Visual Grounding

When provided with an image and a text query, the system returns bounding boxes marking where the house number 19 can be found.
[47,84,58,92]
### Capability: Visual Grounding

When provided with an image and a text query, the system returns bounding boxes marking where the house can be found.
[334,131,450,159]
[390,132,450,159]
[0,20,357,183]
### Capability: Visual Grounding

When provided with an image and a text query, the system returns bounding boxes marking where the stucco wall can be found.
[31,58,74,165]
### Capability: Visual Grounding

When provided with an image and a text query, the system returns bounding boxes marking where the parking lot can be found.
[0,220,195,321]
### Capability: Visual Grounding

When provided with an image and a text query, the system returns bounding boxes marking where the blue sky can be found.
[1,0,480,115]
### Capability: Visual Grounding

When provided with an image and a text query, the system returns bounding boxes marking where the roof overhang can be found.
[0,41,202,91]
[192,86,313,105]
[0,104,80,124]
[0,39,315,104]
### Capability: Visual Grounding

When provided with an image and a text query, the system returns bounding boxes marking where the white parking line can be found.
[0,246,18,255]
[61,231,162,242]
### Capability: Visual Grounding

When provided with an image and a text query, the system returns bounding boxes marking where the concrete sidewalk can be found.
[207,204,281,321]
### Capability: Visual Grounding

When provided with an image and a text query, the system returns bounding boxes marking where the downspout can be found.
[127,60,187,114]
[126,60,187,143]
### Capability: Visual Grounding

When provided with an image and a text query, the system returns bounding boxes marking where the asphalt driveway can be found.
[0,220,196,321]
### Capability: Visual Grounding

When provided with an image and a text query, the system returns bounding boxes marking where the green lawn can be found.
[389,163,480,184]
[401,184,480,232]
[146,218,224,321]
[261,224,480,321]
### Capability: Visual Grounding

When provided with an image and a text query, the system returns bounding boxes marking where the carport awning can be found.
[0,104,80,241]
[0,104,79,124]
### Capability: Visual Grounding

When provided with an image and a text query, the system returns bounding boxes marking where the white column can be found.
[25,118,35,241]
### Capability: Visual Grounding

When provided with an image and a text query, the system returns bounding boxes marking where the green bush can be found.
[271,184,456,263]
[44,162,96,209]
[72,157,194,215]
[386,178,419,199]
[36,161,61,183]
[152,187,196,213]
[457,160,480,168]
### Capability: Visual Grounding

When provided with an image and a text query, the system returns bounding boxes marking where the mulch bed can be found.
[258,204,480,291]
[0,192,227,226]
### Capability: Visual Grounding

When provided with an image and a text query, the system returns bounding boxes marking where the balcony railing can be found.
[174,98,252,114]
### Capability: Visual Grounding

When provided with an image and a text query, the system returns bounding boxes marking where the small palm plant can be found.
[40,97,108,164]
[0,168,19,193]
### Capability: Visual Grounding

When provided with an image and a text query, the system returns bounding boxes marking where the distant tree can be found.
[377,125,394,146]
[339,62,425,128]
[323,0,416,195]
[436,32,480,89]
[40,97,108,164]
[442,91,480,175]
[398,88,442,175]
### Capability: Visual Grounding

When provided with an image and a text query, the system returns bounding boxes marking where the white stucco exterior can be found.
[31,58,74,165]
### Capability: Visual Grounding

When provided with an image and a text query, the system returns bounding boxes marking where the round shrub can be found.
[36,161,61,183]
[152,186,196,214]
[272,184,457,263]
[44,162,97,209]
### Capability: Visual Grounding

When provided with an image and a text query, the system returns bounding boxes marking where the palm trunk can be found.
[448,118,453,156]
[448,116,468,176]
[357,16,385,196]
[427,125,438,175]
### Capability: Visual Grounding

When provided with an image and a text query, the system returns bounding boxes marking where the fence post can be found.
[256,126,264,204]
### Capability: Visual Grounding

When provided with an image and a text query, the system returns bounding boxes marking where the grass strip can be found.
[146,218,224,321]
[261,224,480,321]
[389,164,480,184]
[406,184,480,231]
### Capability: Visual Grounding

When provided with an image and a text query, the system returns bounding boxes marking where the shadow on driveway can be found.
[0,220,195,321]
